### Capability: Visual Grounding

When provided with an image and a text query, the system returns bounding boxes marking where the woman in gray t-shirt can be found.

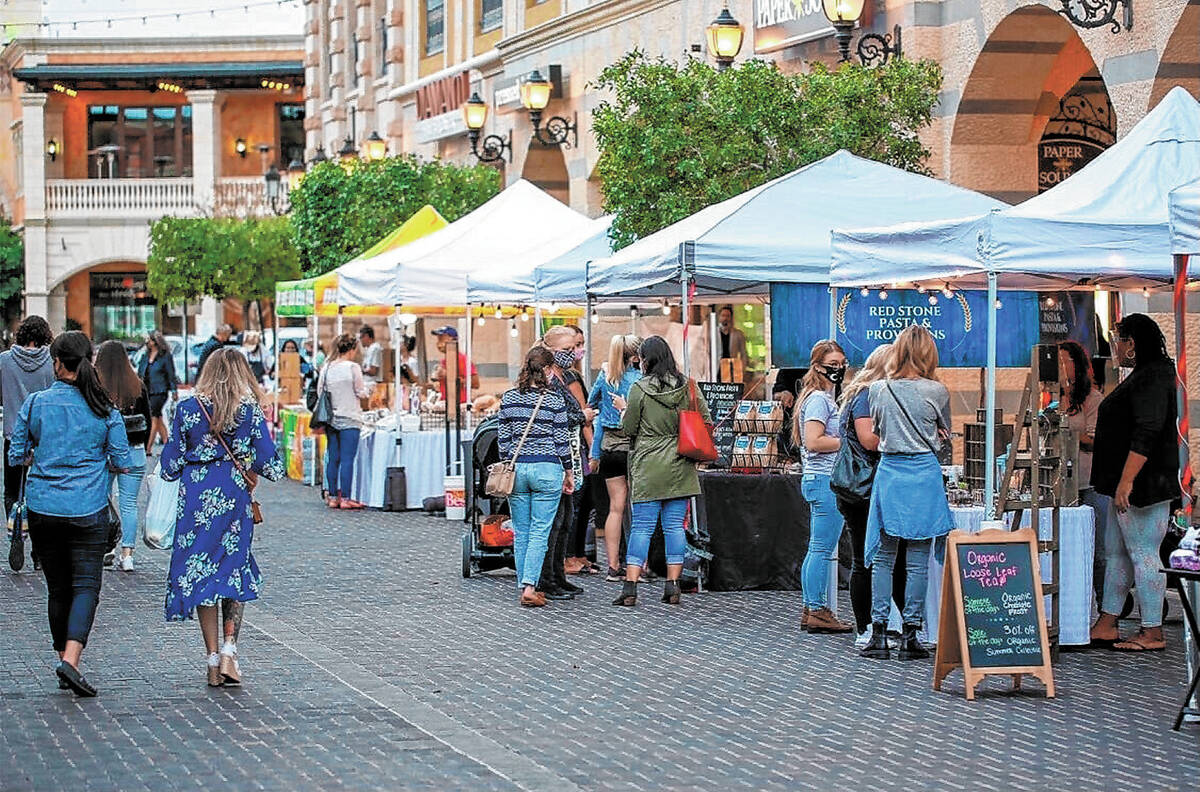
[861,326,953,661]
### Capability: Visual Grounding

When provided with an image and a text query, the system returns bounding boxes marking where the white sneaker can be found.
[119,555,134,572]
[854,630,872,650]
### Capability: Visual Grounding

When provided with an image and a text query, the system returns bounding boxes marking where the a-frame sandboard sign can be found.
[933,527,1055,700]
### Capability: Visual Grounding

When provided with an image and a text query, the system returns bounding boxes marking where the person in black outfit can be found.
[137,331,179,453]
[195,323,233,379]
[1088,314,1180,653]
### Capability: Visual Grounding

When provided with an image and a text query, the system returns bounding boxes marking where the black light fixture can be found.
[46,138,58,161]
[286,158,306,191]
[821,0,901,66]
[337,135,358,164]
[705,4,745,71]
[461,91,512,163]
[364,130,387,161]
[520,69,577,148]
[235,137,248,158]
[856,25,902,67]
[264,163,286,214]
[1058,0,1132,33]
[310,146,328,166]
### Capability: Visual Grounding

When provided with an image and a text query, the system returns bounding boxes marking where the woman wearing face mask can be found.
[1089,314,1179,653]
[538,326,595,599]
[794,340,851,634]
[563,324,602,576]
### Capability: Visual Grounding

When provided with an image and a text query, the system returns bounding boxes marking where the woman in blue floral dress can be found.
[161,348,283,686]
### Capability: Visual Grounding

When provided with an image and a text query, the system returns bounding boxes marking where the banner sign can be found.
[770,284,1041,368]
[1037,290,1097,355]
[753,0,835,53]
[1037,138,1106,193]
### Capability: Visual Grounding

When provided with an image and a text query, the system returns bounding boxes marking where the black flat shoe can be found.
[539,588,575,601]
[559,581,584,595]
[56,661,97,697]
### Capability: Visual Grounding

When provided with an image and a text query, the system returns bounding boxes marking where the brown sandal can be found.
[1113,630,1166,652]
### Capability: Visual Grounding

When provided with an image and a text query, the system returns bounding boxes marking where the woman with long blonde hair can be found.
[586,334,642,579]
[861,325,952,660]
[833,344,908,648]
[792,339,851,634]
[160,348,283,686]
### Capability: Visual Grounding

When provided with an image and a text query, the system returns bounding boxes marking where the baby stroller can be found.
[461,414,515,578]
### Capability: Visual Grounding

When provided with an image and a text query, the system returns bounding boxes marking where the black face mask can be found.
[819,365,846,385]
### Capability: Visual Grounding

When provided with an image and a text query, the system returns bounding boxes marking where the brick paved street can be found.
[3,477,1199,791]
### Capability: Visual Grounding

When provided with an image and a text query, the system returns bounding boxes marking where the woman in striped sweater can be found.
[498,346,576,608]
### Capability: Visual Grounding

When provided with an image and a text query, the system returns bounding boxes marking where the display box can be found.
[277,351,301,379]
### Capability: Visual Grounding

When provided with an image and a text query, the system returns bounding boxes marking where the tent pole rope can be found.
[984,271,998,518]
[1175,254,1194,513]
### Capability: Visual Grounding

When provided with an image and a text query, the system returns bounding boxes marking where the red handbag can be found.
[677,379,718,462]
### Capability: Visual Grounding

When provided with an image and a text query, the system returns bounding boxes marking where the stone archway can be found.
[949,4,1113,204]
[1150,0,1200,108]
[520,140,569,205]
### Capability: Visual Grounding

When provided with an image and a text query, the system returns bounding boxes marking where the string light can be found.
[476,314,485,327]
[859,287,869,297]
[520,308,529,322]
[509,320,519,338]
[941,283,953,298]
[590,310,599,325]
[994,299,1003,310]
[493,305,503,319]
[661,302,671,316]
[878,290,888,301]
[917,285,926,294]
[1142,287,1150,298]
[548,301,559,313]
[1043,296,1057,309]
[4,0,300,34]
[928,294,938,305]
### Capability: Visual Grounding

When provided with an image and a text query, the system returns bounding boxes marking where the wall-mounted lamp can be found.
[520,70,577,148]
[337,136,358,164]
[462,92,512,163]
[235,138,248,158]
[286,158,306,191]
[46,139,59,162]
[364,130,387,162]
[705,4,745,71]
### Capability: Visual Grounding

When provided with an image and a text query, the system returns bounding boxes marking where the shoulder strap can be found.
[884,381,939,455]
[508,391,548,464]
[196,398,252,479]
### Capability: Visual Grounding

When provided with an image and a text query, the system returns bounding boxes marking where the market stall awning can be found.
[830,87,1200,291]
[1171,180,1200,255]
[466,215,614,305]
[337,180,593,308]
[275,205,448,316]
[585,150,1006,299]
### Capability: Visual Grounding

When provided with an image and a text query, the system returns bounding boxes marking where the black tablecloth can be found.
[698,471,809,591]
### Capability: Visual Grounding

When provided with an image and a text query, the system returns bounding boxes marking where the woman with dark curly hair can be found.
[1058,340,1108,605]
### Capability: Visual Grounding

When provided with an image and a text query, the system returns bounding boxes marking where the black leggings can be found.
[28,509,108,652]
[838,496,907,634]
[539,491,579,590]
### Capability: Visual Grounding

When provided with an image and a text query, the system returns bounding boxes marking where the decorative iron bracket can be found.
[1058,0,1133,34]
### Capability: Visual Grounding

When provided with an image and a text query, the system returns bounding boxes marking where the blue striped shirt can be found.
[497,387,573,469]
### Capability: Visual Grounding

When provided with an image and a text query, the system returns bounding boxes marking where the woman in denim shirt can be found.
[8,331,131,697]
[587,334,641,579]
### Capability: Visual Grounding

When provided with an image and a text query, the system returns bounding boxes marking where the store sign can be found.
[1037,138,1106,193]
[754,0,834,53]
[415,110,467,143]
[770,284,1041,368]
[416,71,471,120]
[91,273,154,305]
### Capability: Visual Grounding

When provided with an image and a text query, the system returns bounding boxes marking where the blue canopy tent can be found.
[830,87,1200,513]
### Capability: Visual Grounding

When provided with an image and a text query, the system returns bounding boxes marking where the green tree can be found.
[287,155,501,276]
[591,53,943,249]
[146,215,301,329]
[0,220,23,327]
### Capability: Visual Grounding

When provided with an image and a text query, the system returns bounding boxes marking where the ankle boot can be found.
[612,579,638,607]
[860,622,890,659]
[662,580,681,605]
[897,623,930,660]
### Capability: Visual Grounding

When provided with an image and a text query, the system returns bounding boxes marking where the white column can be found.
[20,92,49,319]
[187,89,221,211]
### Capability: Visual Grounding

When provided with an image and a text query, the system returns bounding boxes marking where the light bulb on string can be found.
[493,305,503,319]
[661,302,671,316]
[509,320,518,338]
[548,302,559,313]
[942,283,953,298]
[1043,296,1056,309]
[860,287,870,297]
[476,314,485,327]
[928,294,938,306]
[1142,287,1150,298]
[917,285,927,294]
[590,310,599,325]
[878,290,888,301]
[520,308,529,322]
[994,299,1003,310]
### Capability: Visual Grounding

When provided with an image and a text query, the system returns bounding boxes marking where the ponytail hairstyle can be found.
[606,334,642,387]
[50,331,112,418]
[517,345,554,392]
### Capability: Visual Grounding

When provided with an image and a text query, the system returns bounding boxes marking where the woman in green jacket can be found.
[612,336,710,607]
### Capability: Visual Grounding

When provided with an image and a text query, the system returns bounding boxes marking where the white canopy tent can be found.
[336,179,594,307]
[830,87,1200,513]
[586,150,1006,300]
[1171,180,1200,256]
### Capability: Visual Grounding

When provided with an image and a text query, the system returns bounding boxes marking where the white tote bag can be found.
[143,461,180,550]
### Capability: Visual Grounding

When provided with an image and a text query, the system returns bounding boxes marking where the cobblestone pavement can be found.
[3,477,1199,791]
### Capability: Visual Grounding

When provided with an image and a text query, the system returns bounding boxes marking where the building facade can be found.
[0,32,305,339]
[302,0,1198,213]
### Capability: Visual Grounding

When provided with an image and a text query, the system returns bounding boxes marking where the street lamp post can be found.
[705,5,744,71]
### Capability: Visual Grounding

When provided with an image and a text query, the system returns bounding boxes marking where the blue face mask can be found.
[553,350,575,370]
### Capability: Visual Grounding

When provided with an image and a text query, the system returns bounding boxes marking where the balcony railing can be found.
[213,177,290,219]
[46,178,198,219]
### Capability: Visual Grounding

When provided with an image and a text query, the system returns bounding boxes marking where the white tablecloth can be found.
[925,506,1095,646]
[345,428,448,510]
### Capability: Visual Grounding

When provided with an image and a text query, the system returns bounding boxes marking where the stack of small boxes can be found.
[276,351,303,407]
[730,401,785,471]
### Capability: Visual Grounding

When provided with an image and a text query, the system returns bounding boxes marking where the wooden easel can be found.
[933,528,1056,699]
[994,348,1062,659]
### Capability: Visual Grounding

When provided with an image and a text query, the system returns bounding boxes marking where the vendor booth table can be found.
[348,425,448,510]
[699,472,809,591]
[927,506,1096,646]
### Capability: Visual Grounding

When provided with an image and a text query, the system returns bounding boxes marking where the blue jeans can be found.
[109,446,146,549]
[801,474,843,609]
[871,534,931,626]
[509,462,565,587]
[1081,488,1111,602]
[628,497,689,568]
[27,509,108,651]
[325,427,361,497]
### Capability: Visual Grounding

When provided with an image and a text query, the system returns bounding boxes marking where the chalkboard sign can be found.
[933,528,1055,700]
[697,381,742,468]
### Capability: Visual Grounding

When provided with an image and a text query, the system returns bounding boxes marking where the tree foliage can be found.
[0,220,23,323]
[287,155,501,276]
[591,53,943,249]
[146,215,301,304]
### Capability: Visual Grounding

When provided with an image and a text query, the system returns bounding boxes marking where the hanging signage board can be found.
[933,527,1055,700]
[697,381,743,468]
[770,284,1041,368]
[1037,290,1097,354]
[754,0,837,52]
[1037,137,1107,193]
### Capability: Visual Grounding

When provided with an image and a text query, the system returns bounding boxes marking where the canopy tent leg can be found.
[583,298,593,385]
[984,272,998,518]
[181,301,189,386]
[272,311,279,427]
[337,309,343,336]
[393,308,402,416]
[1175,254,1194,513]
[681,273,691,377]
[709,307,719,382]
[464,303,473,408]
[828,287,837,340]
[534,305,543,334]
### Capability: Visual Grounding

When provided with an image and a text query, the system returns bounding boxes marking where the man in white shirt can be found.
[358,325,383,388]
